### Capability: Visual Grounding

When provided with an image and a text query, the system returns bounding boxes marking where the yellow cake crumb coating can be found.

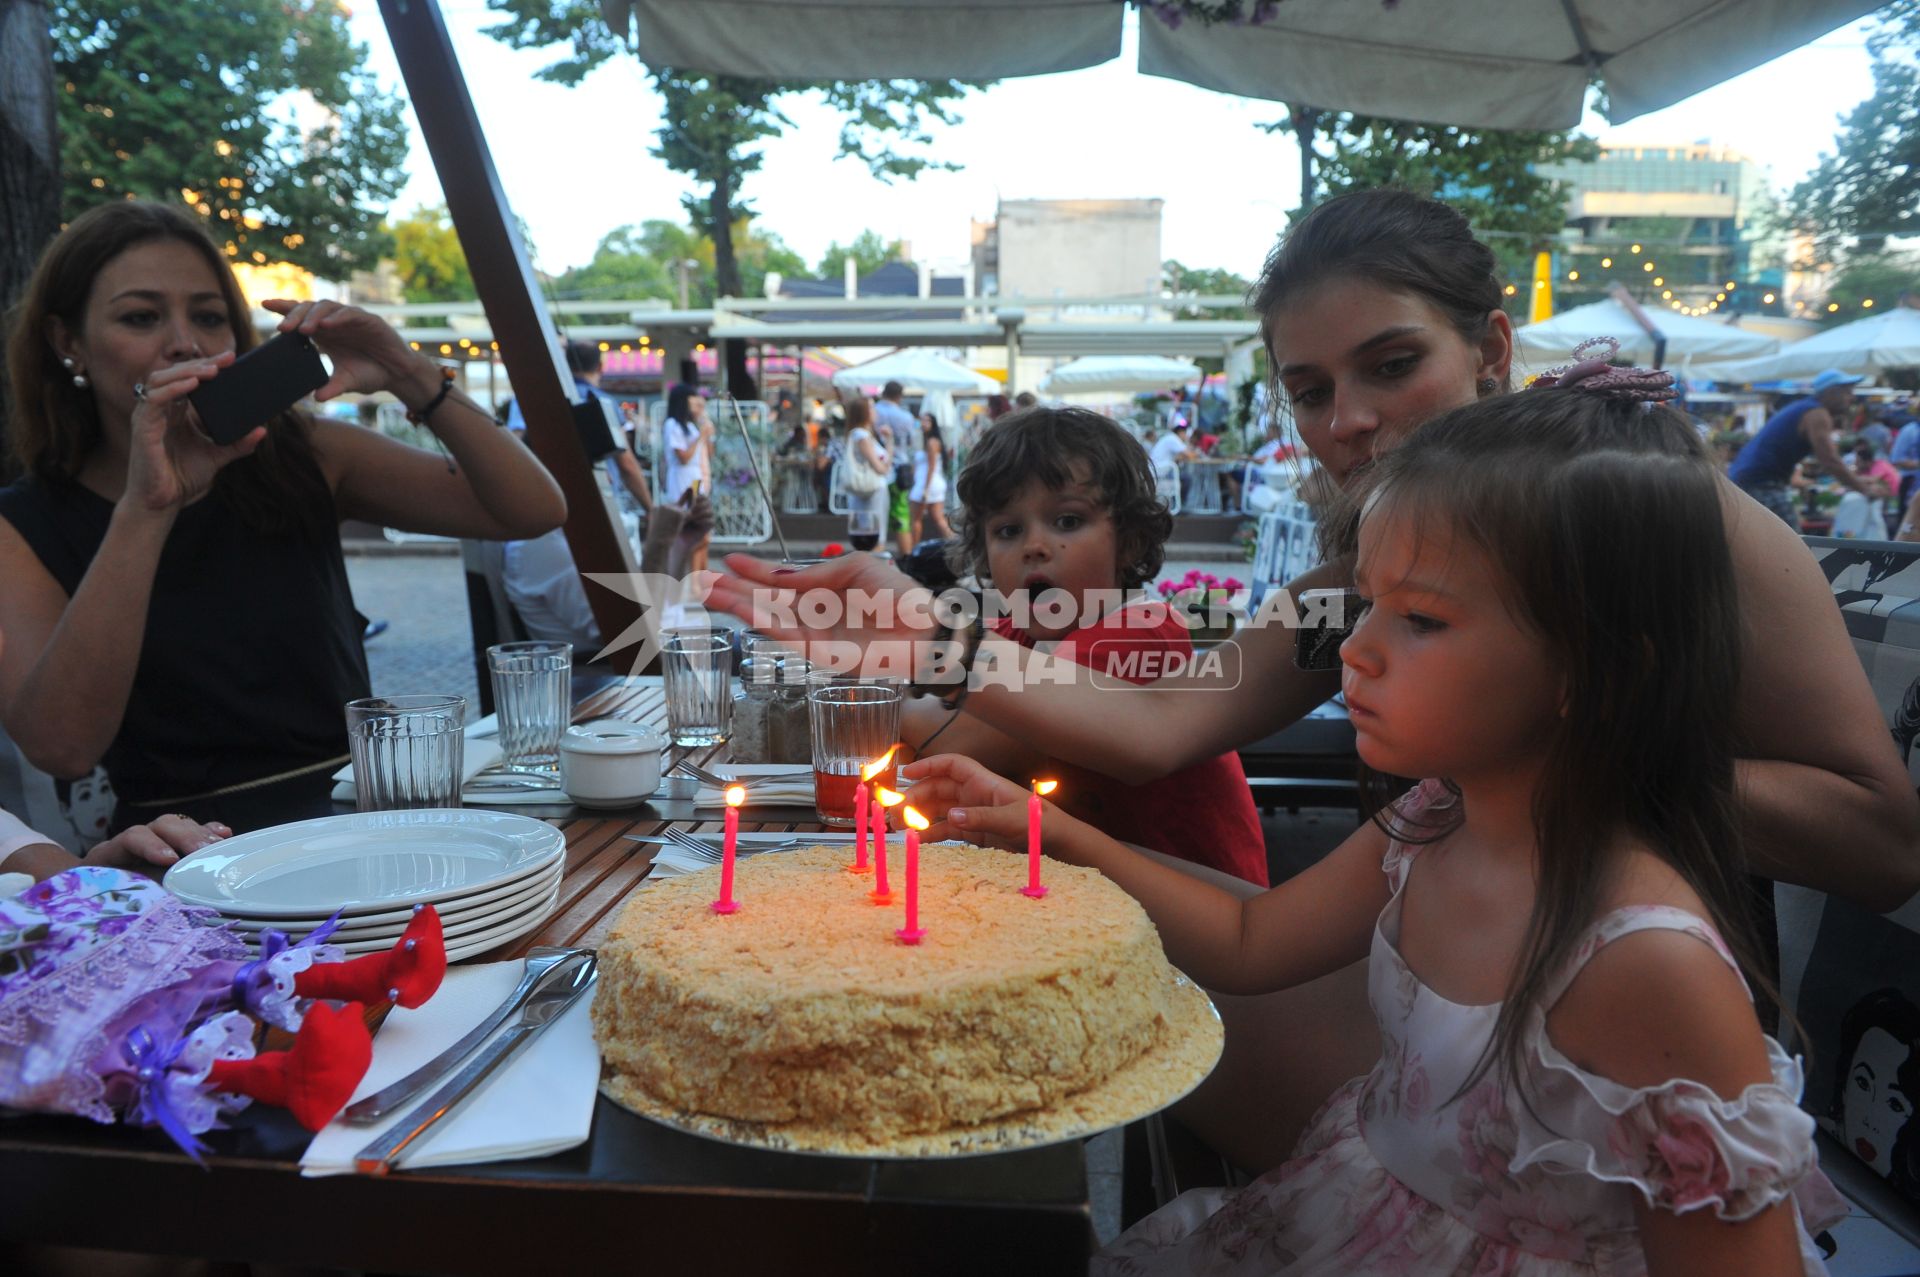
[592,843,1193,1148]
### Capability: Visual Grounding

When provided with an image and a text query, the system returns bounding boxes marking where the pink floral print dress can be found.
[1100,780,1844,1276]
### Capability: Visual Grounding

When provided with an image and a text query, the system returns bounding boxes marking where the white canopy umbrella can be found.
[831,348,999,395]
[1515,299,1779,370]
[1038,355,1203,396]
[1695,307,1920,384]
[599,0,1880,129]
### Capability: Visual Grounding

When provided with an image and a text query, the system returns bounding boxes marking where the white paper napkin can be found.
[300,961,598,1176]
[693,763,816,808]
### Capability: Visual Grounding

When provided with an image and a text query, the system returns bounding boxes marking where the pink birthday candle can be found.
[897,806,928,944]
[871,785,904,904]
[852,778,870,873]
[1024,779,1058,899]
[711,786,746,914]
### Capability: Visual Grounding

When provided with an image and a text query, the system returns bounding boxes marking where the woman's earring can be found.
[1476,377,1498,395]
[61,357,89,389]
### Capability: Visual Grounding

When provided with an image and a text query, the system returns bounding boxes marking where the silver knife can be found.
[340,947,589,1126]
[353,953,599,1175]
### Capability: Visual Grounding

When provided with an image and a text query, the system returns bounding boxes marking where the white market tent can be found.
[598,0,1881,130]
[1695,307,1920,384]
[830,348,1000,394]
[1038,355,1203,396]
[1515,299,1779,370]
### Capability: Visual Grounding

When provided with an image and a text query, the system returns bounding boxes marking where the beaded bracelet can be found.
[405,366,456,427]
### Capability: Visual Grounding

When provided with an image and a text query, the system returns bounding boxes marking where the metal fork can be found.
[669,760,809,789]
[661,827,804,863]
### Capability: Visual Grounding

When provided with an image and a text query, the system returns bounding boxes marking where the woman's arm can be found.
[265,299,565,540]
[899,753,1388,994]
[855,434,888,473]
[706,553,1345,783]
[669,421,701,465]
[1722,481,1920,909]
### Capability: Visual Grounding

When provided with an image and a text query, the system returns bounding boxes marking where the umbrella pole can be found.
[723,393,793,563]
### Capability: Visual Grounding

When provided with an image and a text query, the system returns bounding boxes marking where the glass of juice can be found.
[807,682,902,827]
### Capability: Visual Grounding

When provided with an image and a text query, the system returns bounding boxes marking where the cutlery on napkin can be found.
[300,960,599,1176]
[693,764,815,808]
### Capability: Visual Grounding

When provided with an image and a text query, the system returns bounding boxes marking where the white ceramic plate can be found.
[258,879,563,957]
[222,860,563,941]
[165,810,564,918]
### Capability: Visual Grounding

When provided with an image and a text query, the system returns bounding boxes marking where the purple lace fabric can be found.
[0,867,248,1124]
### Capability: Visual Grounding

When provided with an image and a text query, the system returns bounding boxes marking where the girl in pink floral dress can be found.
[906,361,1846,1275]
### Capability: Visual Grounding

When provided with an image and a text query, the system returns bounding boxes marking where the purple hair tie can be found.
[1531,337,1677,403]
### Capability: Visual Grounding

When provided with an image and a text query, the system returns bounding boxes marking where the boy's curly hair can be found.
[948,406,1173,589]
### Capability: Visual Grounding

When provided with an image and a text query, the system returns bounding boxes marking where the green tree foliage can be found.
[391,205,475,303]
[1163,261,1251,318]
[816,230,905,282]
[1788,1,1919,260]
[51,0,410,276]
[1269,112,1598,298]
[551,219,808,305]
[479,0,982,395]
[1821,252,1920,323]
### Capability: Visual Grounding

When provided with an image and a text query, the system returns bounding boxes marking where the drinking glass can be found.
[663,630,734,746]
[808,683,902,827]
[847,508,881,553]
[345,695,466,812]
[487,641,572,770]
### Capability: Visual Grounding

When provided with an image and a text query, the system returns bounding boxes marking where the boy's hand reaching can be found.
[84,814,232,873]
[896,754,1041,850]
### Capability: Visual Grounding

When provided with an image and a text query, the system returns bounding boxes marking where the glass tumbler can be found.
[487,641,573,771]
[807,683,902,827]
[662,630,735,746]
[345,695,467,812]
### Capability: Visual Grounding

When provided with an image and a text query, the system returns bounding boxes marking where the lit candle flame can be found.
[874,786,906,809]
[725,784,747,808]
[903,805,929,832]
[1033,779,1059,797]
[860,745,899,783]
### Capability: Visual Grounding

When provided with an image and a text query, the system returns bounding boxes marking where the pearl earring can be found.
[60,356,88,389]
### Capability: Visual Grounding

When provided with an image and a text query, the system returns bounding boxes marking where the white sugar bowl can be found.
[559,720,668,808]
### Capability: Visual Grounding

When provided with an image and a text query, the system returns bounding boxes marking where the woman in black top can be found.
[0,201,566,832]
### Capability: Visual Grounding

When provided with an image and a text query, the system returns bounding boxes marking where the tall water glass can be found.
[807,683,902,827]
[345,695,466,812]
[487,641,572,770]
[663,631,734,746]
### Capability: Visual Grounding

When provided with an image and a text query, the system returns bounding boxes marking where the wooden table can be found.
[0,676,1095,1275]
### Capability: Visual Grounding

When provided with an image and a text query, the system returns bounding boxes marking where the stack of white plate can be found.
[163,810,566,963]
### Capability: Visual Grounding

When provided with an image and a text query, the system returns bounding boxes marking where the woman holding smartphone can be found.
[0,200,566,833]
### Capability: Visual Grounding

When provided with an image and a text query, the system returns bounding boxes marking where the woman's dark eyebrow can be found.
[1279,325,1425,377]
[107,288,224,304]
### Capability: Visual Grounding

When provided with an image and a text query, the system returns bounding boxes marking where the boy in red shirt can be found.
[901,406,1268,885]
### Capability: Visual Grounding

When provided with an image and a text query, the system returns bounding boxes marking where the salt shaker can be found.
[771,658,814,765]
[733,657,779,764]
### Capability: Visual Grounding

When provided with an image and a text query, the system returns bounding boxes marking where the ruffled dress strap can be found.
[1513,905,1831,1227]
[1378,778,1458,892]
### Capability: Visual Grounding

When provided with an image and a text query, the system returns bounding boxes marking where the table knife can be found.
[353,954,598,1175]
[340,947,590,1126]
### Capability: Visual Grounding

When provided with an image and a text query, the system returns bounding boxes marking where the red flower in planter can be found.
[822,543,846,558]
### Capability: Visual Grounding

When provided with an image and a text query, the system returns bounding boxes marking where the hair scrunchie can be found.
[1530,337,1678,403]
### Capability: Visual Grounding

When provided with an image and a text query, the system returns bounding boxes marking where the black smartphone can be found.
[186,331,329,445]
[1294,587,1362,672]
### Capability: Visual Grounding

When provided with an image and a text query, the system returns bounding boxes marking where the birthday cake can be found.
[591,842,1221,1155]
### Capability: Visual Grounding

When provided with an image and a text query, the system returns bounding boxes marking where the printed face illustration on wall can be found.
[1845,1024,1915,1177]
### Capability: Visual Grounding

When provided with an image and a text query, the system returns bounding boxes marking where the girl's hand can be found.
[895,753,1033,848]
[124,352,261,513]
[82,814,233,872]
[701,553,944,662]
[262,298,426,403]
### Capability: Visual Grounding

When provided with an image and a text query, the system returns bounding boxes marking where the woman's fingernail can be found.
[951,808,969,824]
